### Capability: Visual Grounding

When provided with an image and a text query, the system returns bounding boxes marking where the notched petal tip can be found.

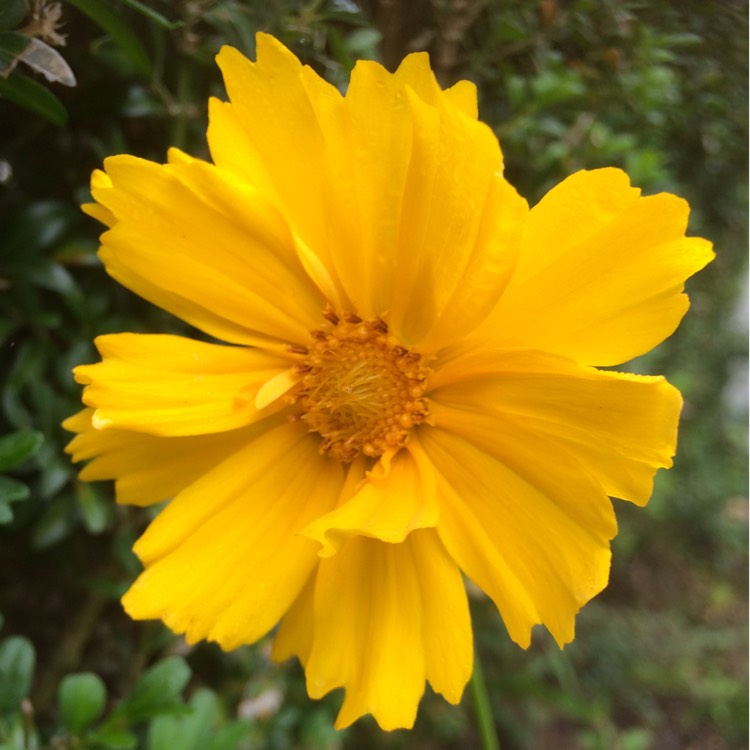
[444,78,478,119]
[487,168,715,365]
[300,531,471,731]
[90,168,112,191]
[72,363,93,385]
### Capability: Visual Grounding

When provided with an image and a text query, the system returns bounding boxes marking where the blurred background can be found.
[0,1,747,748]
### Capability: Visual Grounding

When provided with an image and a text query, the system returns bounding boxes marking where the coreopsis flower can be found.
[65,33,713,730]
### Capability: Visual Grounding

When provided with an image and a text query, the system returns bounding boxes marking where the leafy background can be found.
[0,1,747,748]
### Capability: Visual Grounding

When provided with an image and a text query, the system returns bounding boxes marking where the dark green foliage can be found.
[0,636,35,714]
[0,1,746,749]
[0,430,43,523]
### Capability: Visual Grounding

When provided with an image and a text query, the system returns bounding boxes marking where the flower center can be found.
[295,311,430,463]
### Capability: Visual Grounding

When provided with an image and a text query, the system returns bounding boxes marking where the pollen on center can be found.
[293,311,430,462]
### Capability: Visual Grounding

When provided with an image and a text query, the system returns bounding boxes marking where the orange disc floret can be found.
[295,311,430,462]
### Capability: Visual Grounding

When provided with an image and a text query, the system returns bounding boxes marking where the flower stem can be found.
[471,653,500,750]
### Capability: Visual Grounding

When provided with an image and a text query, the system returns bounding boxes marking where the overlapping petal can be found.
[389,94,526,349]
[314,54,526,348]
[477,168,714,365]
[214,33,525,348]
[122,421,344,649]
[274,530,472,730]
[63,408,268,506]
[430,347,682,505]
[73,333,292,437]
[419,346,682,646]
[421,426,613,648]
[213,37,337,287]
[301,436,438,556]
[90,153,324,348]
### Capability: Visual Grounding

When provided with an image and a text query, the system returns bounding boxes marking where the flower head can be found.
[65,34,713,730]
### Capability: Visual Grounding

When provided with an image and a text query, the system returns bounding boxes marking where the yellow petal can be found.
[317,57,419,319]
[297,49,486,323]
[301,438,438,556]
[392,51,443,103]
[82,169,116,226]
[480,168,714,365]
[311,65,524,347]
[408,528,473,704]
[298,531,471,730]
[221,36,520,348]
[443,79,479,119]
[271,570,316,666]
[391,51,479,120]
[82,202,115,227]
[73,334,291,437]
[431,347,682,505]
[255,368,301,410]
[205,97,280,213]
[389,92,526,349]
[123,421,343,649]
[64,408,270,506]
[214,37,335,275]
[92,154,323,348]
[422,427,612,648]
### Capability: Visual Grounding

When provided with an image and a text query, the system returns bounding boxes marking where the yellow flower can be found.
[65,33,713,730]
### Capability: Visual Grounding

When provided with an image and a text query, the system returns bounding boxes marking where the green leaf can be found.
[344,28,381,57]
[0,69,67,125]
[117,0,181,30]
[31,494,77,549]
[118,657,191,723]
[59,673,107,733]
[77,484,112,534]
[0,0,26,31]
[148,689,219,750]
[206,720,254,750]
[0,636,35,713]
[0,431,43,472]
[26,258,78,295]
[66,0,152,77]
[3,200,80,256]
[0,30,28,69]
[88,727,138,749]
[0,476,29,505]
[38,457,72,500]
[147,715,195,750]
